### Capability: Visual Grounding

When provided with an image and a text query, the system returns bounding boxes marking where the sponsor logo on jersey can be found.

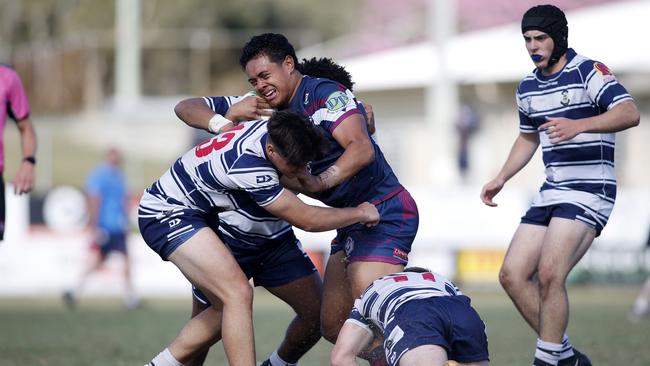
[304,92,310,105]
[393,248,408,261]
[168,218,181,228]
[326,91,349,112]
[256,175,273,184]
[560,90,571,106]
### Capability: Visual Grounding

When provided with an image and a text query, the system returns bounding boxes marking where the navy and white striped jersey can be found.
[346,271,461,334]
[516,48,633,224]
[204,75,404,208]
[139,120,293,247]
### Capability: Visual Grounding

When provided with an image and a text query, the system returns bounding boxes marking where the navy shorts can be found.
[138,206,217,260]
[521,202,603,236]
[383,296,489,365]
[330,189,418,265]
[193,231,317,305]
[92,230,127,258]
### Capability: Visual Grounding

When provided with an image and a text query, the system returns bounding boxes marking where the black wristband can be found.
[23,156,36,165]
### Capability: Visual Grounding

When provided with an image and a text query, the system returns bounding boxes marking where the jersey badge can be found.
[326,91,349,112]
[304,92,310,105]
[560,90,570,106]
[345,237,355,256]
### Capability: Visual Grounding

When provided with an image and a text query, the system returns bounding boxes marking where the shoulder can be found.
[517,69,539,94]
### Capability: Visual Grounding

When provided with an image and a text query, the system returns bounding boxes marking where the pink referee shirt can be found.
[0,65,31,173]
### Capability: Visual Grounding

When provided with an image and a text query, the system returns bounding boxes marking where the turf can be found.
[0,286,649,365]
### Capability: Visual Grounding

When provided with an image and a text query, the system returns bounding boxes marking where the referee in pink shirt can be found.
[0,64,37,240]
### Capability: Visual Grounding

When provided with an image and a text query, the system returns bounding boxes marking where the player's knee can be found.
[218,278,253,306]
[320,318,341,344]
[498,266,517,290]
[537,266,565,292]
[330,345,352,366]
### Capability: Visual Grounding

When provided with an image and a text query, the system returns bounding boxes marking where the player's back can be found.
[356,271,461,330]
[143,120,282,216]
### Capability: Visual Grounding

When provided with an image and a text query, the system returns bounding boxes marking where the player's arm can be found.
[175,96,272,134]
[539,100,640,144]
[263,189,379,232]
[480,132,539,207]
[12,118,37,194]
[298,113,375,193]
[331,321,374,366]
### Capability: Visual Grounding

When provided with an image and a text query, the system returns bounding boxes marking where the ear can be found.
[283,55,295,72]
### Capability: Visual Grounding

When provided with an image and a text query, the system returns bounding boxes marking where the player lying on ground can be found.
[331,267,489,366]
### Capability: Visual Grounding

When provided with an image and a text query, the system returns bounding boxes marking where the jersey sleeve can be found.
[344,299,373,335]
[516,88,536,134]
[583,61,633,112]
[6,70,30,121]
[227,155,284,207]
[202,95,248,115]
[311,80,362,133]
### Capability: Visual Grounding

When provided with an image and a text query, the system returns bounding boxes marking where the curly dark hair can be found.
[299,57,354,91]
[267,110,326,166]
[239,33,298,68]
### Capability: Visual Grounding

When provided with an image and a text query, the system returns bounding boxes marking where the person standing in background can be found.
[0,64,37,241]
[480,5,639,366]
[63,147,140,309]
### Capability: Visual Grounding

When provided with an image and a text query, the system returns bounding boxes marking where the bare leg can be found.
[167,228,255,366]
[498,224,546,332]
[398,345,448,366]
[321,251,354,344]
[266,272,323,362]
[537,218,594,342]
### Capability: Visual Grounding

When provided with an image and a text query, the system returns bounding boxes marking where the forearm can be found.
[174,98,216,130]
[17,119,36,157]
[294,205,365,232]
[579,100,640,133]
[496,133,539,183]
[319,141,374,190]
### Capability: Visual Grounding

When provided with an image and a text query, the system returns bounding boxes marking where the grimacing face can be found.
[523,29,555,70]
[245,55,295,108]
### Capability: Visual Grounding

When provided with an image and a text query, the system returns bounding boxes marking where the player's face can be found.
[245,55,296,109]
[523,30,554,70]
[266,144,304,178]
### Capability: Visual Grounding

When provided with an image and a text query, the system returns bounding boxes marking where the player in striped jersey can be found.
[331,267,489,366]
[141,110,380,366]
[480,5,640,366]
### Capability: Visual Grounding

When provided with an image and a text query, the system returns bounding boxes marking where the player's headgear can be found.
[521,4,568,67]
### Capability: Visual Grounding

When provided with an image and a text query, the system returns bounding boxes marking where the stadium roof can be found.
[339,0,650,91]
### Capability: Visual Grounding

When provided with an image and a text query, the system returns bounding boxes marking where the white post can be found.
[115,0,141,108]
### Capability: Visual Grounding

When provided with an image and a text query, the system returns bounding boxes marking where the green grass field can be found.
[1,286,649,365]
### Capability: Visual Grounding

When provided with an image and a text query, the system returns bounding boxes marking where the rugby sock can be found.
[268,350,297,366]
[558,335,575,361]
[534,338,564,365]
[148,348,182,366]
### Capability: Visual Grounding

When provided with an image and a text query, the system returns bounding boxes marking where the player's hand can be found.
[359,100,376,135]
[12,160,34,195]
[538,116,583,144]
[357,202,380,227]
[480,177,505,207]
[225,95,273,122]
